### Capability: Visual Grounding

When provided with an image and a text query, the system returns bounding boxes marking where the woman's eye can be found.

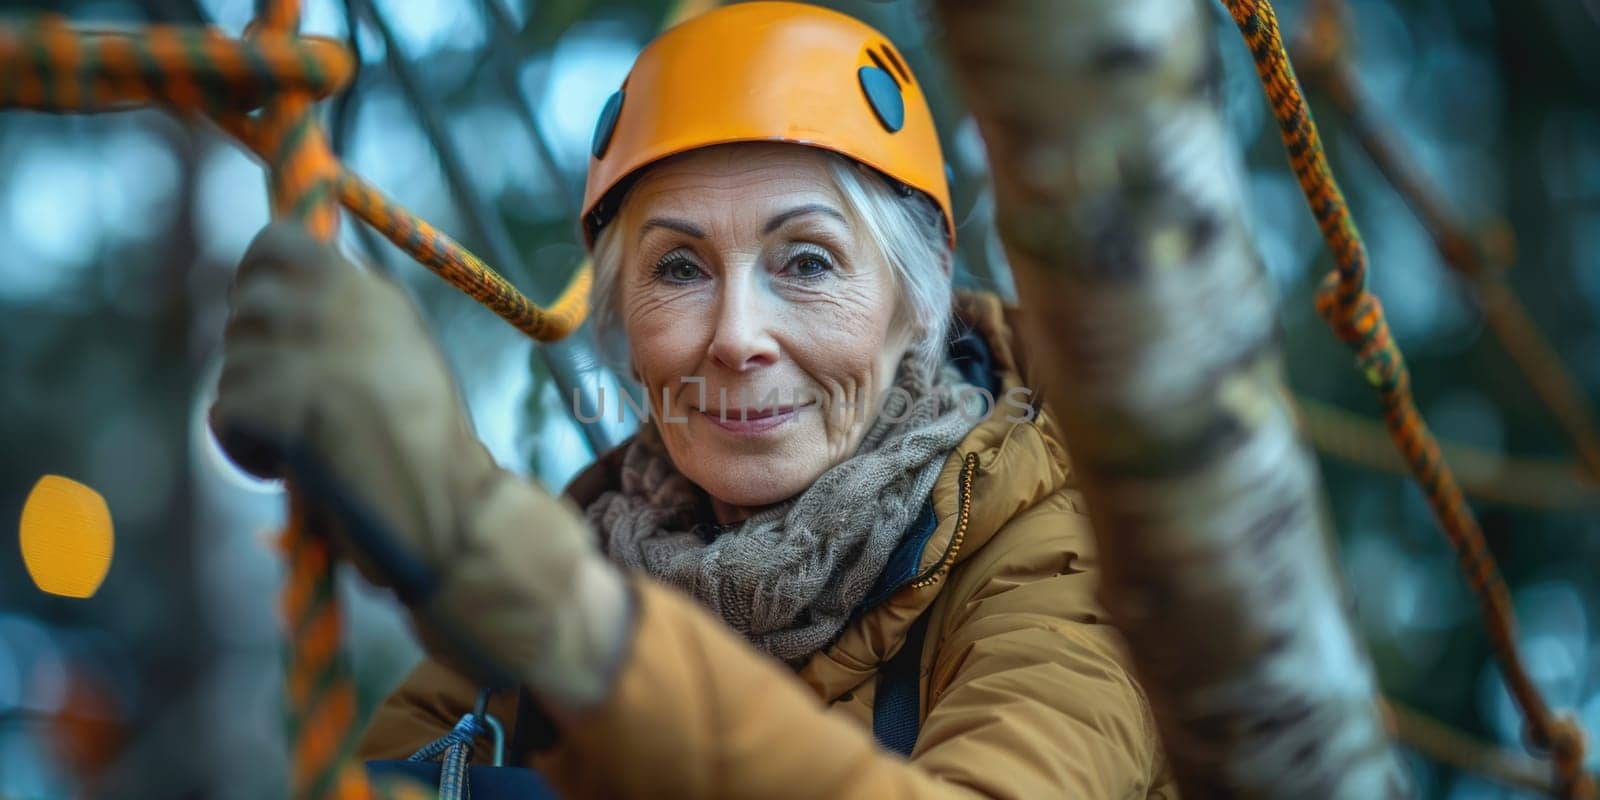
[654,256,703,283]
[787,251,834,279]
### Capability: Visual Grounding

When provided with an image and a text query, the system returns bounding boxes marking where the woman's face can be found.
[617,144,909,519]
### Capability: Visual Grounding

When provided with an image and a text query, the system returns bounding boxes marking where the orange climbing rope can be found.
[245,8,354,799]
[1223,2,1593,797]
[0,15,590,343]
[1295,396,1599,511]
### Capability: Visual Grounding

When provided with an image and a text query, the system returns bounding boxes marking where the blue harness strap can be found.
[873,608,933,757]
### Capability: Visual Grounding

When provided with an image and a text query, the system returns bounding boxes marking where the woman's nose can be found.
[706,282,779,372]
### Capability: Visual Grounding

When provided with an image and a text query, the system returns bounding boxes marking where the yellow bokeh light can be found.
[19,475,114,599]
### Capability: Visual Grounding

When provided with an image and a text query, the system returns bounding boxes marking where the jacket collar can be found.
[796,291,1074,698]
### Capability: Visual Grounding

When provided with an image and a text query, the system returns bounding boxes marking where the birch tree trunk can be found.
[933,1,1407,795]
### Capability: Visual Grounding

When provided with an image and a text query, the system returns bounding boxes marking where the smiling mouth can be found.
[700,402,814,420]
[697,401,816,434]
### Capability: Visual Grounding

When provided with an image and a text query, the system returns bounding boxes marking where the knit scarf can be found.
[585,356,979,662]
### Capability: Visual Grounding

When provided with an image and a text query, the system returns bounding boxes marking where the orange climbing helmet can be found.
[580,1,953,249]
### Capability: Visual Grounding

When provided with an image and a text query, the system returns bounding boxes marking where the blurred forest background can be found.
[0,0,1596,797]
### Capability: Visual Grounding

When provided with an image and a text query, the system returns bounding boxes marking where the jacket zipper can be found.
[908,451,979,589]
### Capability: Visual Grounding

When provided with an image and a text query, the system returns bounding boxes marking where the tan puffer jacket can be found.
[357,292,1176,798]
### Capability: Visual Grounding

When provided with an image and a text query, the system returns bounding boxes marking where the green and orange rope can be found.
[1223,1,1592,796]
[244,8,356,791]
[0,14,591,344]
[1295,396,1599,511]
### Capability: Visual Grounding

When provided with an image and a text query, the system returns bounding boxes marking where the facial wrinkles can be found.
[637,243,889,433]
[615,144,910,512]
[630,176,833,381]
[784,252,892,448]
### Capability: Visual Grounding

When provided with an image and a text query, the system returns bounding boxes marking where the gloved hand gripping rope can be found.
[1,6,621,798]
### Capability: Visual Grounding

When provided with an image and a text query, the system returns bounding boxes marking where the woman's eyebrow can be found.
[763,204,846,234]
[639,217,707,243]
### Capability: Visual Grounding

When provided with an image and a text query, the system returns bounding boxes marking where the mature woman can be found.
[212,3,1172,797]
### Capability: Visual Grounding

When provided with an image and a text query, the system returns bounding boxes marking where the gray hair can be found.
[587,150,953,378]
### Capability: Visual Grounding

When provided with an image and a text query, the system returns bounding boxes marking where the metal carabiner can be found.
[483,713,506,767]
[472,687,507,767]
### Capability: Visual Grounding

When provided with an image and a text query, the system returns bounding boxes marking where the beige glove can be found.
[210,223,631,710]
